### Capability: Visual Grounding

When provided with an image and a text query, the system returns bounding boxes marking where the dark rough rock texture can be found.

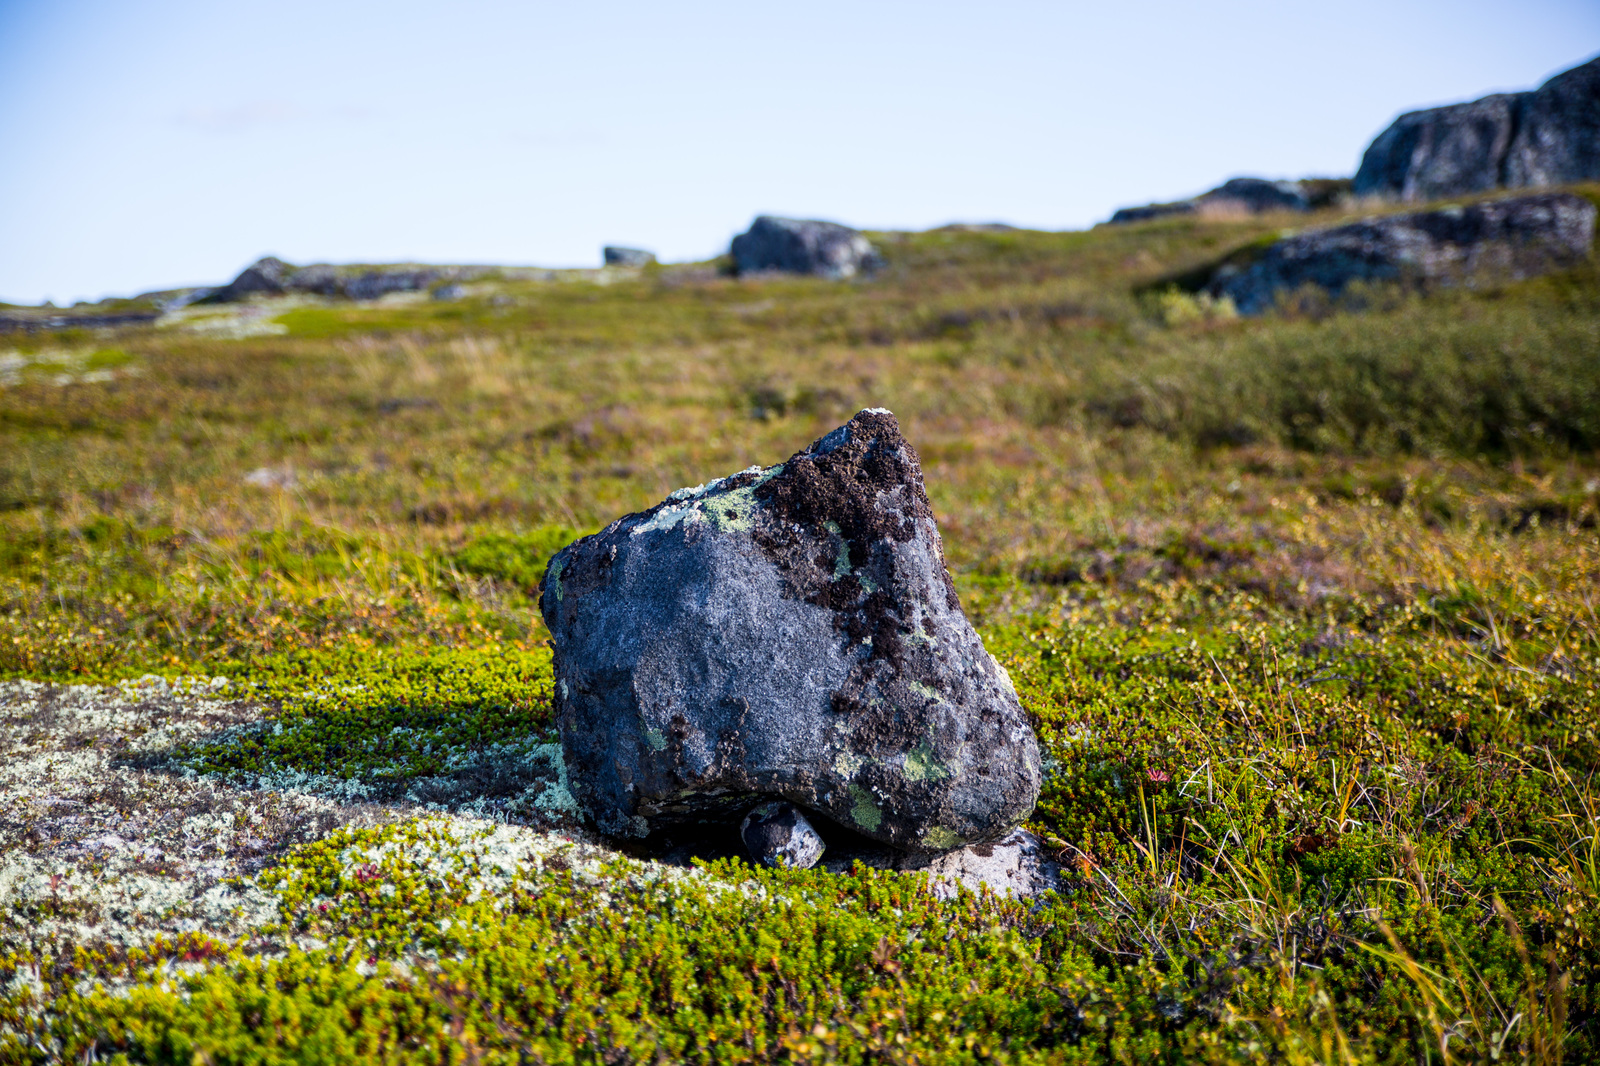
[1108,177,1347,224]
[539,409,1040,853]
[730,216,884,279]
[1207,192,1596,314]
[740,801,826,869]
[1355,55,1600,201]
[604,246,656,267]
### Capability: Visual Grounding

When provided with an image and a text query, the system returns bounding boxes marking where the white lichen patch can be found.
[635,464,783,537]
[0,679,394,963]
[0,679,592,988]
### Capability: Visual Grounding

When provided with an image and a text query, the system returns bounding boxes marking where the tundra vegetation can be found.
[2,190,1600,1063]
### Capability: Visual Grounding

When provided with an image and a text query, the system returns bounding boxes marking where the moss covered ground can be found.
[2,198,1599,1062]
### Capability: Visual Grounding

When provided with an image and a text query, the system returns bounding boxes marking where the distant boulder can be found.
[1207,192,1597,314]
[215,257,293,301]
[1355,55,1600,201]
[1201,178,1310,215]
[603,246,656,267]
[731,216,883,278]
[1109,177,1347,225]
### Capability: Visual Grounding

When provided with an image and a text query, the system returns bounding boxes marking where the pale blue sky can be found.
[2,0,1597,304]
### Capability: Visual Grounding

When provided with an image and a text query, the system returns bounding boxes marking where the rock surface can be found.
[211,257,466,302]
[1355,55,1600,201]
[1108,177,1348,224]
[604,246,656,267]
[731,216,884,278]
[539,408,1040,853]
[1207,191,1596,314]
[895,827,1059,899]
[740,801,826,869]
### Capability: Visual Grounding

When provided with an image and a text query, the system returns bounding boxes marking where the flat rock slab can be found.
[1209,191,1596,314]
[541,409,1041,853]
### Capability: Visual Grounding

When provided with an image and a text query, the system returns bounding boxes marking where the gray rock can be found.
[740,801,826,869]
[1355,55,1600,201]
[730,216,884,278]
[604,246,656,267]
[1108,200,1198,225]
[898,827,1059,898]
[431,284,466,301]
[212,258,450,302]
[539,408,1040,853]
[1109,177,1329,224]
[1506,56,1600,190]
[1200,178,1310,215]
[1208,191,1596,314]
[215,257,293,301]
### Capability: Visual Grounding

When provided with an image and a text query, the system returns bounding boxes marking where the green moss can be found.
[183,644,554,782]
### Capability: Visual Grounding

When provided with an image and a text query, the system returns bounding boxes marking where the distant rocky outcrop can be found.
[731,217,884,278]
[1206,191,1596,314]
[1354,55,1600,201]
[208,258,474,303]
[603,246,656,267]
[1110,177,1351,224]
[539,408,1041,853]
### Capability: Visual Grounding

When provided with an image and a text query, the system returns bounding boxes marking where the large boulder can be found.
[539,409,1041,853]
[1355,56,1600,201]
[731,216,884,278]
[1207,191,1596,314]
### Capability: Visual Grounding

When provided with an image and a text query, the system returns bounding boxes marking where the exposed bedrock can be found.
[1354,55,1600,201]
[1207,191,1596,314]
[539,409,1041,853]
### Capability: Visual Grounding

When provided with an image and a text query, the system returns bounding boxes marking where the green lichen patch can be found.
[848,784,883,831]
[901,737,950,783]
[920,825,963,850]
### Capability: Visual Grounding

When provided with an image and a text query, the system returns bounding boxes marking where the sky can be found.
[2,0,1597,305]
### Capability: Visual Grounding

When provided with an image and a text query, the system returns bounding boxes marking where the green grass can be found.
[2,196,1599,1062]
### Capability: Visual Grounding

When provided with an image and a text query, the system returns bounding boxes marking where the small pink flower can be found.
[1147,769,1170,783]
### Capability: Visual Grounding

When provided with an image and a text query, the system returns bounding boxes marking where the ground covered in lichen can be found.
[3,198,1600,1062]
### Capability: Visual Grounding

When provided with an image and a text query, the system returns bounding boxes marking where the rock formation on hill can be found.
[731,216,884,278]
[1206,191,1596,314]
[1109,177,1351,224]
[604,246,656,267]
[539,409,1041,853]
[210,257,474,302]
[1354,55,1600,201]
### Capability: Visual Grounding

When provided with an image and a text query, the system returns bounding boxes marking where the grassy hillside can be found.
[2,201,1599,1062]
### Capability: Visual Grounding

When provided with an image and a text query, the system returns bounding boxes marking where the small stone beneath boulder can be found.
[540,408,1041,853]
[730,216,884,278]
[740,801,826,869]
[1207,191,1596,314]
[604,246,656,267]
